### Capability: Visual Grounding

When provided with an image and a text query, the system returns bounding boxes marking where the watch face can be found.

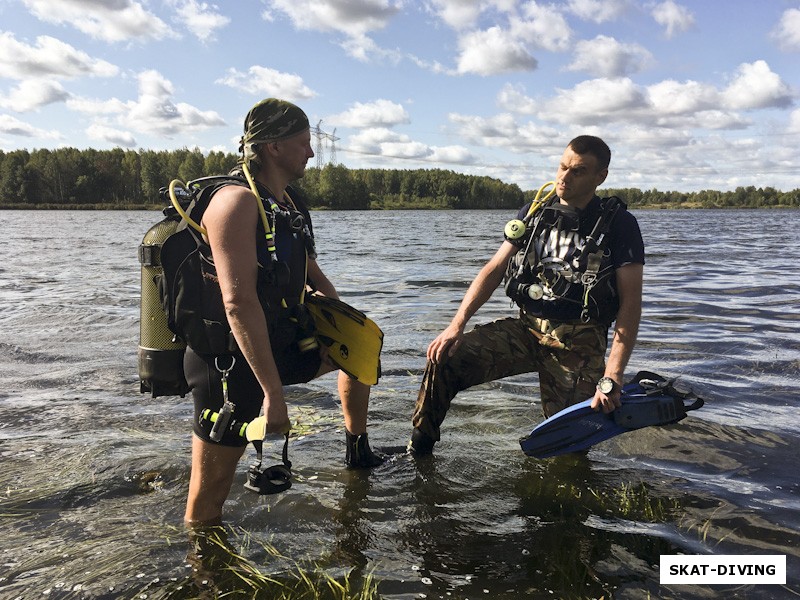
[598,378,614,394]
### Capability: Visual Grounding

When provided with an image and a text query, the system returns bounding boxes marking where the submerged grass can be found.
[519,463,683,525]
[137,525,382,600]
[590,481,682,522]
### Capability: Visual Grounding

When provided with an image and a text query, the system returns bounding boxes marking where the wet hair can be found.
[568,135,611,171]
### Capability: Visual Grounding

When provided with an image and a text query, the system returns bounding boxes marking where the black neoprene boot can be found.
[345,430,385,468]
[408,427,435,455]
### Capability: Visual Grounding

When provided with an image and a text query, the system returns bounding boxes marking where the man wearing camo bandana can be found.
[236,98,311,176]
[183,99,384,525]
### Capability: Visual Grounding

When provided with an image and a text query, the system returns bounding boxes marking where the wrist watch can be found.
[596,377,615,394]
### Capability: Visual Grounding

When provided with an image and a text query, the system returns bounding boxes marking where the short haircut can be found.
[568,135,611,171]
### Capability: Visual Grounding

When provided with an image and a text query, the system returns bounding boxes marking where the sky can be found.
[1,0,799,193]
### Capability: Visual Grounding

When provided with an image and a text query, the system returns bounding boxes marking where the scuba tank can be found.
[137,186,190,398]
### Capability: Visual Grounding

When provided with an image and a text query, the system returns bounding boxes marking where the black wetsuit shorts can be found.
[185,343,321,447]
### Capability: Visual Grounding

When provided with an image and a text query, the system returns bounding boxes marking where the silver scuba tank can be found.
[137,195,189,397]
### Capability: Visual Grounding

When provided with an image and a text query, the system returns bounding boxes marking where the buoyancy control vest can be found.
[504,195,625,324]
[138,175,316,397]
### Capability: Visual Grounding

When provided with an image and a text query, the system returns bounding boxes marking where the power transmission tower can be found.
[311,120,340,168]
[328,128,339,165]
[312,120,325,169]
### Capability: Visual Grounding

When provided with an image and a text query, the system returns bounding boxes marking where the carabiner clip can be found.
[210,356,237,442]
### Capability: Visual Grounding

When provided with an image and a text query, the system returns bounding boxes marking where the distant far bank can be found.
[1,202,798,211]
[1,147,797,210]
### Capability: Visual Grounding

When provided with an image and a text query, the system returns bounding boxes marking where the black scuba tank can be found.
[137,189,189,398]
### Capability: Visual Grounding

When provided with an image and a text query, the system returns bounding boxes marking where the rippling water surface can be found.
[1,208,798,599]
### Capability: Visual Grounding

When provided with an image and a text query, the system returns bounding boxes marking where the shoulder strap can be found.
[582,195,625,255]
[185,176,249,223]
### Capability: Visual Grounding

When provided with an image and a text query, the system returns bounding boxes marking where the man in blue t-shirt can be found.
[409,135,645,454]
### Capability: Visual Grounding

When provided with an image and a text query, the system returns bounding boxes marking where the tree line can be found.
[0,147,797,209]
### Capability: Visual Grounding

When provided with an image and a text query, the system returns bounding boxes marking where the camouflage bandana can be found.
[237,98,309,175]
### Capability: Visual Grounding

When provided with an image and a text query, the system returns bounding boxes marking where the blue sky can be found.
[1,0,799,192]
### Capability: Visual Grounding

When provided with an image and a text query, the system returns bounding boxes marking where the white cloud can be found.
[675,110,749,130]
[264,0,400,60]
[0,31,119,80]
[347,127,398,155]
[0,114,61,139]
[511,2,573,52]
[127,70,226,136]
[266,0,399,35]
[651,1,694,38]
[347,127,430,159]
[0,80,71,112]
[22,0,170,43]
[87,123,137,147]
[449,111,558,152]
[722,60,793,110]
[434,4,569,77]
[407,54,450,75]
[215,66,317,101]
[345,125,477,166]
[771,7,800,51]
[67,97,130,115]
[566,0,629,24]
[567,35,652,77]
[68,70,228,140]
[497,83,539,115]
[448,111,561,154]
[457,26,538,75]
[646,81,748,129]
[428,145,478,165]
[328,99,409,128]
[647,79,720,115]
[427,0,484,30]
[380,139,432,159]
[341,33,402,63]
[449,112,521,145]
[545,77,649,125]
[789,108,800,133]
[466,63,780,155]
[173,0,231,42]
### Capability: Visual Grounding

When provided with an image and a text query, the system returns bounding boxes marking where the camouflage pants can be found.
[411,314,609,442]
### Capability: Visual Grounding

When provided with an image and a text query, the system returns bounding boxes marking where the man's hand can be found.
[426,323,465,364]
[591,382,622,413]
[262,395,290,434]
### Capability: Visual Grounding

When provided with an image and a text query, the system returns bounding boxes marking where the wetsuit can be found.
[412,196,645,443]
[184,182,321,446]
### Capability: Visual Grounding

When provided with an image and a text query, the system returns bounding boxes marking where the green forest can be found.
[1,147,797,210]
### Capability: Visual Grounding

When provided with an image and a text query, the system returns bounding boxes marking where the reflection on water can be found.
[0,209,798,599]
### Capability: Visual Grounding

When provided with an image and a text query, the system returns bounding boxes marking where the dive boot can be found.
[345,430,386,468]
[408,427,435,455]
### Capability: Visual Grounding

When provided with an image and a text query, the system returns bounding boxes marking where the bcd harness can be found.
[158,171,317,359]
[504,187,625,324]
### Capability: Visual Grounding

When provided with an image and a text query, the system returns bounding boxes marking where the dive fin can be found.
[612,395,702,429]
[305,295,384,386]
[520,371,703,459]
[613,371,704,430]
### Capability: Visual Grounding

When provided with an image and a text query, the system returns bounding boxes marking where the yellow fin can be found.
[306,295,384,386]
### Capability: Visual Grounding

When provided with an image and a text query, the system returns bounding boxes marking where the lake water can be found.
[0,208,798,599]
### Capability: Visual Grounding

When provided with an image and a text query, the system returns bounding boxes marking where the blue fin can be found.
[519,371,703,458]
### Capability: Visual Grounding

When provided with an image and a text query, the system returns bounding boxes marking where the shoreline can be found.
[1,203,798,211]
